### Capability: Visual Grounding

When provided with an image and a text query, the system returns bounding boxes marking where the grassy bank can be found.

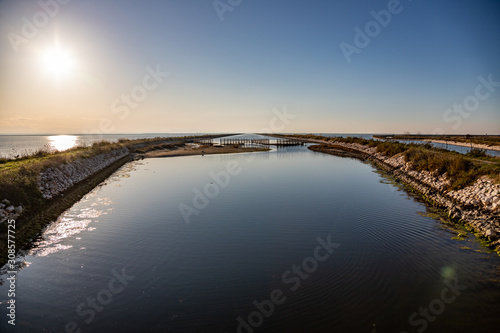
[280,134,500,190]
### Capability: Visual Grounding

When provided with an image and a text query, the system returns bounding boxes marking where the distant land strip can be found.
[374,134,500,152]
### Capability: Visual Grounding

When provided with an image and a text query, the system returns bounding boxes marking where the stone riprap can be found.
[37,148,129,200]
[0,199,22,224]
[308,140,500,247]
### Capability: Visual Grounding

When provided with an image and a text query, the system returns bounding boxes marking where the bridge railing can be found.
[196,138,305,146]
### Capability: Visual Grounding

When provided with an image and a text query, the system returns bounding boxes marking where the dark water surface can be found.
[1,146,500,332]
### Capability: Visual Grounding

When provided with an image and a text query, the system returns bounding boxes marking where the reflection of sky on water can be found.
[23,162,140,258]
[0,161,139,285]
[29,208,107,258]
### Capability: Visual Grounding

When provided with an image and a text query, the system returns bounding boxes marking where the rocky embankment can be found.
[0,199,23,225]
[309,142,500,248]
[0,147,130,226]
[38,147,129,199]
[0,146,134,266]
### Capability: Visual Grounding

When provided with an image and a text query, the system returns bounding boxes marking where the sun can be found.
[41,47,76,79]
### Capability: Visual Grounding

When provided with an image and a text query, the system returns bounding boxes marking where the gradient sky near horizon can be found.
[0,0,499,135]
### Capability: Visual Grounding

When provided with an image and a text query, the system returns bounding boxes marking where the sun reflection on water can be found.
[25,166,138,258]
[49,135,78,151]
[0,162,137,280]
[28,203,111,257]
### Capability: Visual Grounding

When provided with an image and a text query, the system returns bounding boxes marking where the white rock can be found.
[485,229,497,238]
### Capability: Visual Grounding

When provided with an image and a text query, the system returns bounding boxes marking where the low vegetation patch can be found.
[465,148,488,158]
[402,147,500,189]
[375,141,408,157]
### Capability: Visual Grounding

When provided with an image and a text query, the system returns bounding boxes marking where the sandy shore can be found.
[423,139,500,152]
[142,145,270,158]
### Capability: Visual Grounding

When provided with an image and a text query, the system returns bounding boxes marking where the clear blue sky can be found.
[0,0,499,134]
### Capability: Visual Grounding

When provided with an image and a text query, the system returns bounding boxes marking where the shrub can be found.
[465,148,487,158]
[402,148,479,189]
[448,156,473,176]
[376,141,408,157]
[449,169,479,190]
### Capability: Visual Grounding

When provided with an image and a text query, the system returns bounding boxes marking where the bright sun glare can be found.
[49,135,78,151]
[41,48,75,79]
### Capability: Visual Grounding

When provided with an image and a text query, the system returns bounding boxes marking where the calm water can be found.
[1,145,500,332]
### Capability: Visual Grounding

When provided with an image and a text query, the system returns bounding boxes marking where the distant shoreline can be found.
[372,134,500,153]
[423,139,500,152]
